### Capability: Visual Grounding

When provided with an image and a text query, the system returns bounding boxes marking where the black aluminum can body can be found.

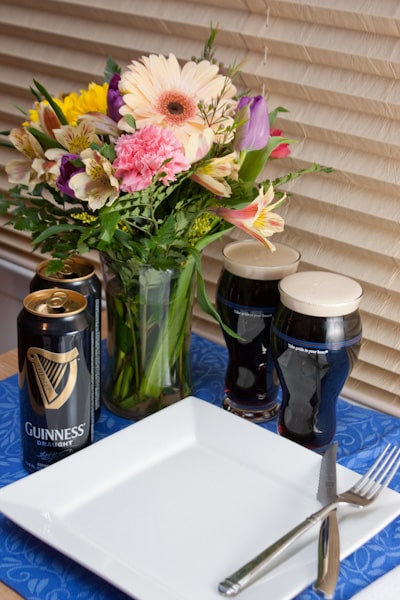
[30,256,101,417]
[18,289,94,472]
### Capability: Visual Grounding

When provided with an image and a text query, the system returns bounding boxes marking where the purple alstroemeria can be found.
[234,95,270,152]
[57,154,85,198]
[107,72,124,122]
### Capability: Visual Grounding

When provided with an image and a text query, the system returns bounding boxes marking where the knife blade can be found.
[314,442,340,598]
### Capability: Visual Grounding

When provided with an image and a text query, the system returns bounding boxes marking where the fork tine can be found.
[358,446,400,500]
[372,447,400,490]
[352,444,393,493]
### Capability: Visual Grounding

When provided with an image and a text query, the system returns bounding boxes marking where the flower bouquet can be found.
[0,28,331,418]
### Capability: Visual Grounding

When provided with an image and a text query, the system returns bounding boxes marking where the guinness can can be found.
[30,256,101,418]
[18,289,94,472]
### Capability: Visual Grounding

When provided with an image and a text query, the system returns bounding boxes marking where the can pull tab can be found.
[57,259,78,279]
[47,290,69,313]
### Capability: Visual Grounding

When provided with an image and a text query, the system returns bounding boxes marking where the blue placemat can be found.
[0,334,399,599]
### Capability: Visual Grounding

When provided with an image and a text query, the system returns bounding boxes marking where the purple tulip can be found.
[57,154,84,198]
[234,95,270,152]
[107,72,124,122]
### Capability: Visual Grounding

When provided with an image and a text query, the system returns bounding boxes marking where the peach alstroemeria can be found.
[190,152,239,197]
[6,128,46,187]
[31,157,60,188]
[184,128,215,164]
[210,185,285,250]
[37,103,63,138]
[79,112,120,139]
[9,127,44,159]
[6,156,59,191]
[53,121,101,155]
[5,158,33,187]
[69,148,119,210]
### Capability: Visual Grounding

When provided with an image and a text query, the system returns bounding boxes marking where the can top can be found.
[278,271,363,317]
[23,289,87,317]
[222,240,300,280]
[36,256,95,282]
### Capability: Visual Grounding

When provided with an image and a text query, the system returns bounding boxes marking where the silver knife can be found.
[314,442,340,598]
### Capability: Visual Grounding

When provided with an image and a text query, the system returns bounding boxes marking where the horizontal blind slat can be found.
[267,0,400,36]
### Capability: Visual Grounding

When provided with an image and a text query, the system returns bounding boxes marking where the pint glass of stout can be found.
[271,271,363,451]
[216,240,300,422]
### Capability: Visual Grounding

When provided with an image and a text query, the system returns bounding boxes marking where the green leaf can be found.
[30,85,42,103]
[26,127,65,151]
[14,104,29,117]
[123,114,136,130]
[0,198,11,215]
[34,223,84,244]
[43,257,71,274]
[32,79,68,125]
[98,143,116,162]
[239,136,296,182]
[104,56,121,83]
[194,221,234,252]
[269,106,289,126]
[191,250,242,339]
[99,211,121,243]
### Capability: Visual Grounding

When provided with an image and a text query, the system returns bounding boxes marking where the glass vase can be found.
[101,255,196,420]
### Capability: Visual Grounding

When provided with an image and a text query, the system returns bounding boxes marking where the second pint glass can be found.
[271,271,363,450]
[216,240,300,422]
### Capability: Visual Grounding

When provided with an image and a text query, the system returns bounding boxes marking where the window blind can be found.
[0,0,399,415]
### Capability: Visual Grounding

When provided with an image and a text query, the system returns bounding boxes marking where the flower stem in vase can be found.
[139,257,195,400]
[102,256,195,419]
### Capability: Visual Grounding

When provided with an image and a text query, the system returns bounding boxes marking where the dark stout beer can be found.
[18,289,94,471]
[271,271,362,450]
[30,256,101,418]
[216,241,300,422]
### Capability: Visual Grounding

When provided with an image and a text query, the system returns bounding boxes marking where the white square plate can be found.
[0,397,399,600]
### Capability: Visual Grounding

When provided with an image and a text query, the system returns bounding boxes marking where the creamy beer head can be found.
[278,271,363,317]
[222,240,301,280]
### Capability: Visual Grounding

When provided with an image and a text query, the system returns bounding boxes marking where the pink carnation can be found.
[114,125,190,192]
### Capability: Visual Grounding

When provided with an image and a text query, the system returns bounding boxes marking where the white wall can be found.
[0,260,33,353]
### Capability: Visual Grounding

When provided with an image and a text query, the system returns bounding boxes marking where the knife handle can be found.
[314,510,340,598]
[218,502,337,597]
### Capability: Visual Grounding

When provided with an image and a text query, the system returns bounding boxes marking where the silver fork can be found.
[218,444,400,597]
